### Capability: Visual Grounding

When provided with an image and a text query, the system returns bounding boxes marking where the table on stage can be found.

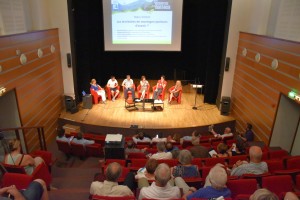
[125,98,164,111]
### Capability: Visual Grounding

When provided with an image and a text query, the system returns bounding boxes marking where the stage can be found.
[58,83,235,137]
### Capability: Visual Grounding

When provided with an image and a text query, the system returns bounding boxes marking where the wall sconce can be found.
[255,53,261,63]
[242,48,247,57]
[16,49,21,56]
[20,54,27,65]
[50,45,55,53]
[271,59,278,70]
[37,48,43,58]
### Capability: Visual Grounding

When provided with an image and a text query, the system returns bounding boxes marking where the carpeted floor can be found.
[48,139,103,200]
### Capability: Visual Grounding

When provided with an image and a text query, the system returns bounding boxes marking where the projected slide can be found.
[111,0,173,44]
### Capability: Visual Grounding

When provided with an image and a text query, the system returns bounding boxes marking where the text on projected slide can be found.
[111,0,173,44]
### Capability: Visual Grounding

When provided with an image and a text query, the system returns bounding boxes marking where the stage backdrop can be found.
[68,0,231,104]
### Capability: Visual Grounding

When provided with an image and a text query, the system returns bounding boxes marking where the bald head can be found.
[249,146,263,163]
[106,162,122,182]
[154,163,171,187]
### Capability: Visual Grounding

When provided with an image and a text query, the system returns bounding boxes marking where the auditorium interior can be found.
[0,0,300,199]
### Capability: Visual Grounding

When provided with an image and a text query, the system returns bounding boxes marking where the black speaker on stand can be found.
[220,96,231,115]
[64,95,78,114]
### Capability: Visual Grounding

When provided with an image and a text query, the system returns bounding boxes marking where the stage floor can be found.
[59,84,235,131]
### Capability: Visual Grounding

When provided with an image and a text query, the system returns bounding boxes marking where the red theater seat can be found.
[227,179,257,199]
[92,195,135,200]
[137,84,150,99]
[105,85,120,100]
[262,175,294,197]
[152,81,168,100]
[2,172,33,189]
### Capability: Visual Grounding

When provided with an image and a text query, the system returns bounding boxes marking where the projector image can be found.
[115,0,145,11]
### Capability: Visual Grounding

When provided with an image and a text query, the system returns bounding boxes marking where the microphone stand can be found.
[192,77,199,110]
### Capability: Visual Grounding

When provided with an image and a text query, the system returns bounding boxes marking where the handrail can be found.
[0,126,46,152]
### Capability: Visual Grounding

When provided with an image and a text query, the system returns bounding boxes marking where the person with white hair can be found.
[172,150,199,178]
[250,188,279,200]
[209,126,233,139]
[138,163,181,200]
[150,142,172,160]
[184,165,231,199]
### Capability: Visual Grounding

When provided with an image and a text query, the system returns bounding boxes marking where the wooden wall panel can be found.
[0,29,64,152]
[232,32,300,145]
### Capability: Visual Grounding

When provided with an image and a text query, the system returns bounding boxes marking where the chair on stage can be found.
[152,82,167,100]
[105,85,120,100]
[90,86,103,104]
[168,86,182,104]
[137,84,150,99]
[123,84,136,99]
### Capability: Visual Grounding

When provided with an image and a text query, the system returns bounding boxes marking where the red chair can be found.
[183,177,203,188]
[146,148,157,154]
[56,140,71,156]
[105,85,120,100]
[182,140,193,148]
[296,174,300,190]
[123,84,136,99]
[86,143,103,157]
[261,151,269,161]
[273,157,300,181]
[90,86,104,104]
[227,179,257,199]
[127,152,147,159]
[92,195,135,200]
[265,159,284,174]
[157,159,178,167]
[262,175,294,197]
[168,86,182,104]
[128,158,147,171]
[137,141,151,146]
[137,84,150,99]
[152,81,168,100]
[191,158,203,169]
[226,139,237,147]
[242,173,271,187]
[268,149,289,160]
[2,172,33,189]
[105,159,126,166]
[228,155,249,167]
[203,157,226,167]
[70,142,86,158]
[200,166,212,180]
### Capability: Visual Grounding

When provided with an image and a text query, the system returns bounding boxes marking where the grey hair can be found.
[178,150,193,165]
[105,162,122,182]
[156,142,166,152]
[154,163,171,186]
[250,189,279,200]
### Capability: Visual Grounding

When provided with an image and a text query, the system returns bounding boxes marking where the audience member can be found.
[231,146,268,176]
[150,142,172,160]
[71,132,95,147]
[106,75,119,101]
[152,75,167,100]
[56,128,72,144]
[138,163,181,200]
[172,150,199,178]
[188,138,210,158]
[212,143,231,157]
[125,140,145,158]
[122,75,135,100]
[250,188,279,200]
[167,133,181,143]
[90,78,106,104]
[210,126,233,139]
[132,132,151,144]
[4,139,45,175]
[90,162,134,196]
[184,164,231,200]
[237,123,254,152]
[284,192,299,200]
[136,159,158,188]
[180,130,200,145]
[0,179,49,200]
[165,142,179,152]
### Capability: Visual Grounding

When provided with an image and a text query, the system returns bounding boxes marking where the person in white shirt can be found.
[122,75,135,99]
[72,132,95,147]
[210,126,233,139]
[150,142,172,160]
[90,78,106,104]
[107,75,119,101]
[132,132,151,144]
[56,129,73,144]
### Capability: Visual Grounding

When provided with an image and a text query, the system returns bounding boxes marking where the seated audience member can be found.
[122,75,135,100]
[210,126,233,139]
[184,164,231,200]
[250,188,279,200]
[132,132,151,144]
[90,78,106,104]
[167,133,181,143]
[150,142,172,160]
[284,192,299,200]
[180,130,200,145]
[151,133,167,143]
[4,139,45,175]
[237,123,254,152]
[231,146,268,176]
[138,163,181,200]
[188,138,210,158]
[90,162,134,196]
[56,128,72,144]
[136,159,158,186]
[165,142,179,152]
[152,75,167,100]
[138,75,149,100]
[72,132,95,147]
[168,80,182,103]
[125,140,145,158]
[172,150,199,178]
[106,75,120,101]
[212,143,231,158]
[0,179,49,200]
[171,149,181,159]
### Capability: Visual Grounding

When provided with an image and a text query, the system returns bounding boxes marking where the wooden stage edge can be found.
[58,88,236,137]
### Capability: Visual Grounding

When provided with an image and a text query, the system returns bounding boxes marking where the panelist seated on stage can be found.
[209,126,233,139]
[90,78,106,104]
[138,75,149,100]
[168,80,182,103]
[122,75,135,100]
[132,132,151,144]
[107,75,120,101]
[4,139,45,175]
[72,132,95,147]
[150,142,172,160]
[152,75,167,100]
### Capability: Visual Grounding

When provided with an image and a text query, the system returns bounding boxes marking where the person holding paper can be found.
[153,75,167,100]
[139,75,149,100]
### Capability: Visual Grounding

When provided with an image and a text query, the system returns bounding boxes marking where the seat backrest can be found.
[157,159,178,167]
[128,152,147,159]
[56,140,71,154]
[200,166,212,180]
[228,155,249,166]
[31,163,52,187]
[70,142,86,157]
[105,159,126,166]
[130,158,147,168]
[265,159,284,173]
[268,150,288,160]
[2,172,33,189]
[92,195,136,200]
[227,179,258,199]
[86,144,102,157]
[286,157,300,170]
[262,175,293,196]
[203,157,226,166]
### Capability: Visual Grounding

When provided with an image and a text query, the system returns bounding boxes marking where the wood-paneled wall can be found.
[231,32,300,145]
[0,29,64,152]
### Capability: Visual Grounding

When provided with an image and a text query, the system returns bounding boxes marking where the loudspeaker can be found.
[64,95,77,113]
[220,96,231,115]
[82,95,93,109]
[67,53,72,68]
[225,57,230,71]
